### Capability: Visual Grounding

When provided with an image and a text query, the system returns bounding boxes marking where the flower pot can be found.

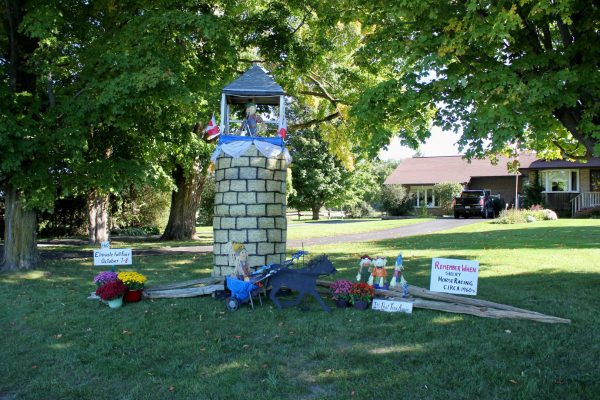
[353,300,370,310]
[334,299,349,308]
[106,296,124,309]
[124,289,143,302]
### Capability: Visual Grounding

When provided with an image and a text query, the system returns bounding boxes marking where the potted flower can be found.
[330,279,353,308]
[93,271,118,287]
[349,282,375,310]
[117,271,147,302]
[95,280,128,308]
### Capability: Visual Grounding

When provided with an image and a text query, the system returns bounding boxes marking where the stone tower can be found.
[211,66,290,276]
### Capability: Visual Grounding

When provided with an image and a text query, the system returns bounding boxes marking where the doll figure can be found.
[390,253,409,297]
[241,102,265,136]
[356,255,372,282]
[226,242,251,281]
[369,256,388,288]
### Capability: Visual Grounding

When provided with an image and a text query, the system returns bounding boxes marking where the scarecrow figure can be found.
[356,255,372,282]
[368,256,388,288]
[241,102,265,136]
[225,242,251,281]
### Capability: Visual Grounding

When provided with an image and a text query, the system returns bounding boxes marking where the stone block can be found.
[257,192,275,204]
[215,205,229,216]
[217,266,235,276]
[258,217,275,229]
[229,205,246,216]
[218,181,230,192]
[265,158,279,169]
[218,158,231,169]
[212,217,220,230]
[247,179,266,192]
[274,193,285,205]
[212,243,221,255]
[257,168,274,180]
[225,168,239,180]
[214,255,229,266]
[248,229,267,242]
[244,243,257,255]
[266,254,284,265]
[215,169,225,181]
[250,157,266,168]
[238,192,257,204]
[237,217,257,229]
[239,167,257,179]
[267,204,282,216]
[267,229,282,242]
[214,193,224,205]
[231,157,250,167]
[220,217,236,229]
[266,180,283,193]
[229,180,247,192]
[247,205,266,216]
[273,170,286,181]
[275,243,287,254]
[248,255,266,267]
[229,230,247,243]
[275,217,287,229]
[214,230,229,243]
[257,242,275,255]
[223,192,238,205]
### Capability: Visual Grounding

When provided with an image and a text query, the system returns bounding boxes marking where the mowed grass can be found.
[1,219,599,399]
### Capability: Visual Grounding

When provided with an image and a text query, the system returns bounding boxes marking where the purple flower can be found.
[93,271,118,285]
[330,279,353,298]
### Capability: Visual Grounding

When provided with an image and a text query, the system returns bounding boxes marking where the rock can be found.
[526,215,536,223]
[543,209,558,220]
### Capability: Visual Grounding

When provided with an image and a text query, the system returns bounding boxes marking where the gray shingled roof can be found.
[223,65,285,105]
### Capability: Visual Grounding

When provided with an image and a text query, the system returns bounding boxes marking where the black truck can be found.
[453,190,500,219]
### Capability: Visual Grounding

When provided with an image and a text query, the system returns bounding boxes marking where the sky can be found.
[379,126,463,160]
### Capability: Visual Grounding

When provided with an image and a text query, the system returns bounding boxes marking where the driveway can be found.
[31,218,483,260]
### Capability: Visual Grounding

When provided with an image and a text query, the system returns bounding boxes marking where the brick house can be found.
[384,154,600,215]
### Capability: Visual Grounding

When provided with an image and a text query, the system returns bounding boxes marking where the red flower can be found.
[95,280,128,300]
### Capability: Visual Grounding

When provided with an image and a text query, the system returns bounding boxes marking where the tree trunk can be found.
[311,205,321,220]
[88,190,109,245]
[161,162,209,241]
[1,185,38,271]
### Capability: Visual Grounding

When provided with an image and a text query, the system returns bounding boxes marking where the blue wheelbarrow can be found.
[225,276,262,311]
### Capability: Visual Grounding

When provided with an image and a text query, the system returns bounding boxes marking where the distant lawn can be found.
[2,219,599,399]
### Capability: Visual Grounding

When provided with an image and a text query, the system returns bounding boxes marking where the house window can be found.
[413,186,440,208]
[539,170,579,193]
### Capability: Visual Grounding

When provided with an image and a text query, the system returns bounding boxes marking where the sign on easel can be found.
[93,241,132,266]
[430,258,479,295]
[371,298,413,314]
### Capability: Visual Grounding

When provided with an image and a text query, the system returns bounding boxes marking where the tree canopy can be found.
[351,0,600,159]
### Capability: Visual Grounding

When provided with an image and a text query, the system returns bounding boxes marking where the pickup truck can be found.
[453,190,497,219]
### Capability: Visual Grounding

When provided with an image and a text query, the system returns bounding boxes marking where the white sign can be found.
[430,258,479,295]
[371,298,413,314]
[93,249,132,266]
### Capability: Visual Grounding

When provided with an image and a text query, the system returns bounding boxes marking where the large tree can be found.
[350,0,600,159]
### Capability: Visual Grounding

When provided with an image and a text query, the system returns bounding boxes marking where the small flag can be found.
[278,113,287,139]
[205,114,220,140]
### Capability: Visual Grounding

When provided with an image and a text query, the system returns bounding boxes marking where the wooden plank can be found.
[142,284,224,299]
[144,277,224,292]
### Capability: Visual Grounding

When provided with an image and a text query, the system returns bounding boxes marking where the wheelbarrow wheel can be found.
[225,297,239,311]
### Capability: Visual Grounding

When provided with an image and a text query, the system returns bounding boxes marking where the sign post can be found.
[430,258,479,295]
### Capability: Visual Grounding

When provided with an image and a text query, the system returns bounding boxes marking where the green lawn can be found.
[2,219,599,399]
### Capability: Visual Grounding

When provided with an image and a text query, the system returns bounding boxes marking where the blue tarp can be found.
[218,135,284,147]
[226,276,258,302]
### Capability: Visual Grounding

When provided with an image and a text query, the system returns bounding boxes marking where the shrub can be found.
[493,208,557,224]
[343,200,375,218]
[523,179,545,208]
[381,185,413,216]
[433,182,464,214]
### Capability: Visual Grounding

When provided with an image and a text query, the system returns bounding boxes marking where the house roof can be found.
[222,65,285,105]
[384,154,539,186]
[520,157,600,170]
